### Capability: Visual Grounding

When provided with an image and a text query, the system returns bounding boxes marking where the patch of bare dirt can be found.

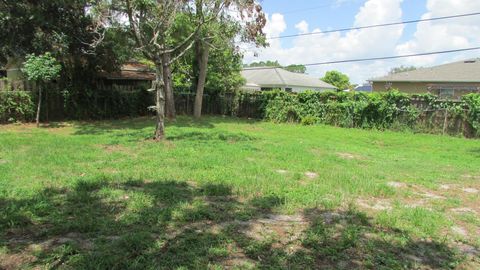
[304,172,318,179]
[387,181,407,188]
[99,144,130,154]
[416,191,446,200]
[462,174,480,180]
[451,226,468,237]
[276,169,288,174]
[337,152,362,160]
[236,214,308,245]
[7,232,94,252]
[356,198,392,211]
[0,252,37,270]
[451,208,478,214]
[439,184,451,190]
[462,188,479,194]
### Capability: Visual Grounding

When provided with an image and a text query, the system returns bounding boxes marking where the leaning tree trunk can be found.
[162,53,176,121]
[193,42,210,118]
[153,64,166,140]
[36,84,42,128]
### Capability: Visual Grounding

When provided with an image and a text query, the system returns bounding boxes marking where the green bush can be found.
[0,90,35,123]
[235,90,480,137]
[301,115,319,126]
[463,94,480,136]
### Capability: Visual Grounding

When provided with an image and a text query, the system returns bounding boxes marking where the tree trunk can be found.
[162,53,176,121]
[36,85,42,128]
[193,42,209,118]
[153,64,166,140]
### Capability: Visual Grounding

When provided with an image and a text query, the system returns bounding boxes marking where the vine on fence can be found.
[248,90,478,137]
[1,85,479,138]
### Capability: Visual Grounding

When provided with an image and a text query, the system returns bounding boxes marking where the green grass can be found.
[0,116,479,269]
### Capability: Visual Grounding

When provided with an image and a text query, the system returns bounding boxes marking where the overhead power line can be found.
[268,12,480,40]
[244,46,480,69]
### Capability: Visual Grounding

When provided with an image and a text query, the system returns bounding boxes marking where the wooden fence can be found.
[1,80,477,137]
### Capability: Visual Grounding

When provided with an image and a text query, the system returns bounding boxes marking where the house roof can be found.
[100,62,155,81]
[355,85,372,92]
[241,67,337,89]
[370,58,480,83]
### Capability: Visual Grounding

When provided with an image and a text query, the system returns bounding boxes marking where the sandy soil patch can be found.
[462,188,479,194]
[304,172,318,179]
[337,152,363,160]
[387,181,407,188]
[356,199,392,211]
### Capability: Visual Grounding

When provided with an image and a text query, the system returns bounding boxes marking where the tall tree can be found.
[0,0,131,116]
[191,0,266,118]
[95,0,222,140]
[321,70,351,91]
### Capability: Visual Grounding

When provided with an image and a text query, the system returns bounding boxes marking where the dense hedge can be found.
[0,90,35,123]
[230,90,480,137]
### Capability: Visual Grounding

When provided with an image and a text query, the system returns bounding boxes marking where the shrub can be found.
[241,90,480,137]
[463,94,480,136]
[0,90,35,123]
[301,115,319,126]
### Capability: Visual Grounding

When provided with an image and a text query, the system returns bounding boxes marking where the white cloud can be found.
[244,0,405,83]
[295,20,309,34]
[243,0,480,83]
[396,0,480,66]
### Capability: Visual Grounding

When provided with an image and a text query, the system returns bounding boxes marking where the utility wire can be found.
[268,12,480,40]
[244,46,480,69]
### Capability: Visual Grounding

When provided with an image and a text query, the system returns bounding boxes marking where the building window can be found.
[260,87,274,91]
[439,89,455,99]
[285,88,292,92]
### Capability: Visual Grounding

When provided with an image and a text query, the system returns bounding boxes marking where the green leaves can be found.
[462,94,480,136]
[0,90,34,123]
[22,52,61,82]
[321,70,351,91]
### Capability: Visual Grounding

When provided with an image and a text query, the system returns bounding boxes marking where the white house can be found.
[241,67,337,92]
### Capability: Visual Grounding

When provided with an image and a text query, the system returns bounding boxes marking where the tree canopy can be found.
[321,70,351,90]
[245,60,307,73]
[389,65,417,75]
[22,53,61,82]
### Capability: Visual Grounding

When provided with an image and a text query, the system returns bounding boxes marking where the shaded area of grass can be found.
[1,116,479,268]
[0,180,465,269]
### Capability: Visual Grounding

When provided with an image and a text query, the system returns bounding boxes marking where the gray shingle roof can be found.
[242,68,337,89]
[370,58,480,83]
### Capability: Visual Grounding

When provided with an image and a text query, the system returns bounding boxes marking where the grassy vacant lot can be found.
[1,116,479,269]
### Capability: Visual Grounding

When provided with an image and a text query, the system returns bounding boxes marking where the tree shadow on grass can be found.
[468,148,480,158]
[72,117,155,136]
[0,179,470,269]
[71,116,247,136]
[166,131,256,142]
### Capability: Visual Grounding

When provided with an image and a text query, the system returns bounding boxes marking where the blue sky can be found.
[242,0,480,83]
[261,0,427,44]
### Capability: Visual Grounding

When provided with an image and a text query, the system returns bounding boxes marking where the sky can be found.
[241,0,480,84]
